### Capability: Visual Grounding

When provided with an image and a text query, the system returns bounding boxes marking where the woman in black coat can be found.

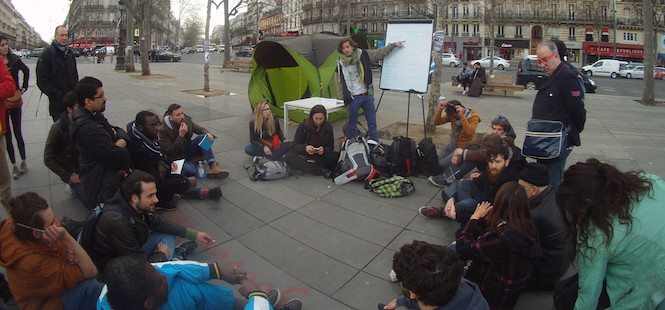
[284,104,339,176]
[0,36,29,179]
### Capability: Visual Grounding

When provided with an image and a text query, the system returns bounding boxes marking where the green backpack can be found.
[367,176,415,198]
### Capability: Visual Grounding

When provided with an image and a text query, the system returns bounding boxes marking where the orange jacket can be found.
[0,217,85,310]
[433,107,481,147]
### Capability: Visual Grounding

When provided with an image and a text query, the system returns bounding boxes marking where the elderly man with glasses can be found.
[530,40,586,186]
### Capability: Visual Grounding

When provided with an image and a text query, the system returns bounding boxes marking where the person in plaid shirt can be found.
[454,182,541,310]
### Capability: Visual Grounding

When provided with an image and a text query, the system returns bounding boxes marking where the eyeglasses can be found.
[16,223,45,233]
[537,53,558,65]
[494,116,507,121]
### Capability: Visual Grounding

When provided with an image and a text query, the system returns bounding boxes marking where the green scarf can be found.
[339,48,364,84]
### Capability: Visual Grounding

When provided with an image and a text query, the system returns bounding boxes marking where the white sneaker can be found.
[462,90,468,95]
[64,184,75,197]
[389,269,399,282]
[457,84,462,88]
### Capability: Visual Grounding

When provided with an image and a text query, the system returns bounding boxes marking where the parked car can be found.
[181,47,195,54]
[235,46,253,57]
[26,47,44,58]
[195,45,204,53]
[653,67,665,80]
[516,59,596,93]
[441,53,460,67]
[582,59,627,78]
[154,50,182,62]
[619,65,644,79]
[470,56,511,70]
[18,49,29,58]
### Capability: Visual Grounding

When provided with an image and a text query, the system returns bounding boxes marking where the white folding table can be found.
[282,97,345,136]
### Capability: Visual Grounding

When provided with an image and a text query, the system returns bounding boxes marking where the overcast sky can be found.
[13,0,232,43]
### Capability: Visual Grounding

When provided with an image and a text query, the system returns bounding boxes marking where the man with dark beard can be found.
[419,134,518,229]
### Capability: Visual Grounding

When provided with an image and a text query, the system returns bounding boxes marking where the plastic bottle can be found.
[197,161,206,179]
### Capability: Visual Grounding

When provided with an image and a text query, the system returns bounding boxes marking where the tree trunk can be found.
[140,0,152,76]
[125,2,136,72]
[224,0,231,62]
[204,0,212,92]
[642,0,655,105]
[425,3,441,134]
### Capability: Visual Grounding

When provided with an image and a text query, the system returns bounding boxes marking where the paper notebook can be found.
[198,135,214,151]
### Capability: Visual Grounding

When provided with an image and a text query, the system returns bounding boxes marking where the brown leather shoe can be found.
[206,162,230,179]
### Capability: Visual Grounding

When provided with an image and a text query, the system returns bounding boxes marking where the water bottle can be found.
[197,161,206,179]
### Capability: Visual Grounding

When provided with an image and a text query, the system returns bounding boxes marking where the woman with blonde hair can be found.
[244,101,292,160]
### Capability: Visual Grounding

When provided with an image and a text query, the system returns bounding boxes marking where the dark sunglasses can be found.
[495,116,507,121]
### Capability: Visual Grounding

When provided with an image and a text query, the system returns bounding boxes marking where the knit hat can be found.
[519,163,549,186]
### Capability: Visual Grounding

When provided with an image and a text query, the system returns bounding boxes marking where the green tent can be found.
[248,33,369,123]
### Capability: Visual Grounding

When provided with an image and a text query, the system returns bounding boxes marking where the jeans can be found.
[61,278,104,310]
[183,135,216,177]
[348,94,378,141]
[143,232,176,259]
[434,144,479,183]
[244,141,294,160]
[444,179,484,225]
[70,182,87,206]
[5,107,26,163]
[0,136,11,212]
[538,148,572,187]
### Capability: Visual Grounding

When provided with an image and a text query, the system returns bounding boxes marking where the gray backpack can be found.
[250,158,289,181]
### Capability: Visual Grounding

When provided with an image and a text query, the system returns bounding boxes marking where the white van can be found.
[582,59,627,79]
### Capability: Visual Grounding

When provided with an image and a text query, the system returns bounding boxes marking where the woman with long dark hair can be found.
[555,158,665,310]
[284,104,338,177]
[455,182,541,310]
[244,101,292,160]
[0,36,28,179]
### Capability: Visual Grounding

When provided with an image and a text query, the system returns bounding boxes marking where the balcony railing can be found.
[515,34,523,38]
[496,33,505,38]
[461,32,469,36]
[568,36,576,41]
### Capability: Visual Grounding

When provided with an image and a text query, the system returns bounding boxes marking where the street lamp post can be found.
[115,1,126,70]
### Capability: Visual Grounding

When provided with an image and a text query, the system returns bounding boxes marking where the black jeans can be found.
[5,107,26,164]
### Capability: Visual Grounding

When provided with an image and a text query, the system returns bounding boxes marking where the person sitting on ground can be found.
[420,134,518,230]
[88,170,214,274]
[128,111,222,211]
[98,255,303,310]
[0,192,103,310]
[380,240,489,310]
[44,91,85,204]
[430,115,524,187]
[429,99,480,186]
[518,163,570,291]
[159,104,229,179]
[454,182,541,309]
[554,159,665,310]
[244,101,293,160]
[284,104,339,177]
[71,76,131,209]
[457,62,473,93]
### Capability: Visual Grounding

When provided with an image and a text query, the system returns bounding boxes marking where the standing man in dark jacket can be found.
[71,77,131,209]
[532,40,586,186]
[334,38,403,142]
[519,163,570,291]
[89,170,214,273]
[44,91,84,203]
[36,25,78,122]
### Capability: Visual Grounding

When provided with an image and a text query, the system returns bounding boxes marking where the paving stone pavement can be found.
[3,59,665,309]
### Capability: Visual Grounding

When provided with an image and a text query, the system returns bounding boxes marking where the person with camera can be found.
[428,99,480,187]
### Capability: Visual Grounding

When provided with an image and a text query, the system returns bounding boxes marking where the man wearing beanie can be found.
[518,163,570,291]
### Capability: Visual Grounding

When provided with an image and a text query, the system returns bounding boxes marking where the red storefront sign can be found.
[583,42,644,58]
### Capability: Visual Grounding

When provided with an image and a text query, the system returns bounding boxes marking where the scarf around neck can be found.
[131,122,161,155]
[339,48,364,84]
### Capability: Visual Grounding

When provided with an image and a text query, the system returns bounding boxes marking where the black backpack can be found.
[77,203,135,252]
[416,137,442,176]
[386,136,418,177]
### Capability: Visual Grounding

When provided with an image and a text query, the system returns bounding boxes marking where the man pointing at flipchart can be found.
[335,38,404,142]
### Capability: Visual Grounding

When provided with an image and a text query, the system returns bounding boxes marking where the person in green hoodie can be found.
[556,158,665,310]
